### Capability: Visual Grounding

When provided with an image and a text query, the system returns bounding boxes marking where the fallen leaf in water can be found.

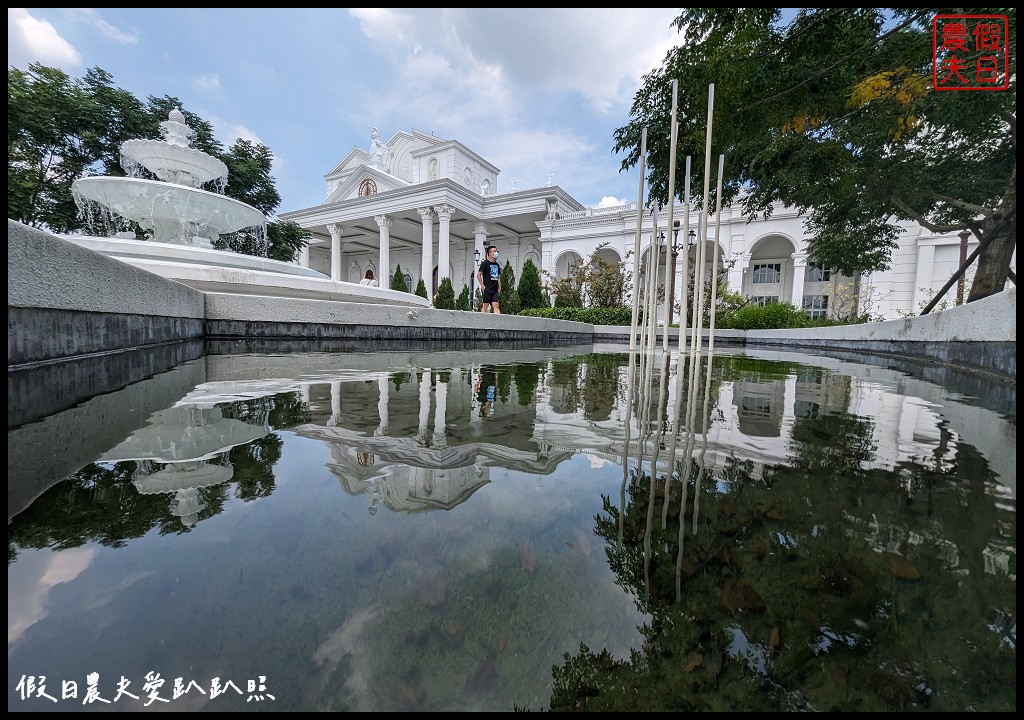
[419,576,446,607]
[886,553,922,581]
[497,632,507,652]
[722,577,766,613]
[465,656,496,692]
[390,679,426,710]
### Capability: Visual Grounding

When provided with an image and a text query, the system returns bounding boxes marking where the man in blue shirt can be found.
[476,245,502,314]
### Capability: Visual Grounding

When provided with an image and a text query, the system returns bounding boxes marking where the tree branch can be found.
[889,194,975,234]
[930,192,992,217]
[738,9,932,114]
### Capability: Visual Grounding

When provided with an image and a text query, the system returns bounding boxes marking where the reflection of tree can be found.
[790,410,874,474]
[546,438,1015,711]
[583,354,626,422]
[223,393,308,501]
[8,394,306,561]
[513,362,542,406]
[8,462,201,563]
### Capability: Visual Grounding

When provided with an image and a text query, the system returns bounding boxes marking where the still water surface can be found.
[7,342,1016,711]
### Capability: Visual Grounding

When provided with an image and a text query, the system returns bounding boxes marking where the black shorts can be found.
[482,289,501,304]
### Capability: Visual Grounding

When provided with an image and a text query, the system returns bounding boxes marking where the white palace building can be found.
[280,127,1001,321]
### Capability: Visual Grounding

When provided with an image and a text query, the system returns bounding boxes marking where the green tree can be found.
[390,264,407,291]
[9,64,298,260]
[434,276,456,309]
[8,64,145,233]
[456,283,471,311]
[544,243,630,309]
[517,258,546,310]
[586,243,629,308]
[614,8,1016,304]
[499,260,521,315]
[265,220,310,262]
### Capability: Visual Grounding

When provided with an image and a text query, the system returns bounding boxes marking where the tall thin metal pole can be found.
[629,129,647,351]
[662,80,680,350]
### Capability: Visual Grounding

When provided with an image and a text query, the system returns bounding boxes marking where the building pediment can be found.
[326,165,411,204]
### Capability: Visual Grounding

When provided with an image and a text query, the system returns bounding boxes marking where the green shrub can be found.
[434,277,456,309]
[518,259,545,310]
[718,301,809,330]
[390,265,407,292]
[519,306,634,325]
[499,261,520,315]
[415,278,428,299]
[456,284,471,311]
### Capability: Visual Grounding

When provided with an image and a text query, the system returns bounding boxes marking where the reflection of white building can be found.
[134,347,1012,515]
[280,128,1012,320]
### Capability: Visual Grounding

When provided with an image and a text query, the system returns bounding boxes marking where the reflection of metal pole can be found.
[667,222,680,327]
[956,229,971,305]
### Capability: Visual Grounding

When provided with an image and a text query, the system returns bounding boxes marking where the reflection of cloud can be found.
[9,547,97,651]
[587,455,608,469]
[83,571,155,612]
[313,607,378,708]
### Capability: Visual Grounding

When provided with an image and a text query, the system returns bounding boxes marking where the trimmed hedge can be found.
[519,306,634,325]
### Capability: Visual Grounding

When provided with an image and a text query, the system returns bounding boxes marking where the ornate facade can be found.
[280,128,995,320]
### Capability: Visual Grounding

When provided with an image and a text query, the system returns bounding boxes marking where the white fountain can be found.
[64,109,425,306]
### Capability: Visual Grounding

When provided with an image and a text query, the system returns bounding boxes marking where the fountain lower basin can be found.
[72,176,266,244]
[59,234,431,307]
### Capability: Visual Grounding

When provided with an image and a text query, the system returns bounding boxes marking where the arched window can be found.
[358,178,377,197]
[403,272,413,293]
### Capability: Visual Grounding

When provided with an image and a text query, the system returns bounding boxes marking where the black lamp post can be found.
[662,220,683,326]
[471,247,481,310]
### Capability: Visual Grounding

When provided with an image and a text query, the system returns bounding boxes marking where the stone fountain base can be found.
[60,235,429,307]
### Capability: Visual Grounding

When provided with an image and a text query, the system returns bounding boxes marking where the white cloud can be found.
[597,196,629,209]
[71,8,138,45]
[194,73,222,91]
[7,8,81,70]
[350,8,679,114]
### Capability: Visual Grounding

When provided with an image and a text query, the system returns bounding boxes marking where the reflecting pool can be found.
[7,342,1016,711]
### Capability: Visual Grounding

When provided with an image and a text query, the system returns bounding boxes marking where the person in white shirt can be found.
[360,269,378,287]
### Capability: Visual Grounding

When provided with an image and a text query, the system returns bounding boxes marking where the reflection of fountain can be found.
[99,403,271,528]
[73,108,267,250]
[131,459,231,528]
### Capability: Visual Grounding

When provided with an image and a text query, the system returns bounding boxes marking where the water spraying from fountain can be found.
[72,108,267,252]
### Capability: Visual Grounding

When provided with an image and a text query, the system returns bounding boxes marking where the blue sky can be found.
[9,8,685,217]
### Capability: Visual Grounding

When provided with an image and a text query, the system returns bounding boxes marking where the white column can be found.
[791,252,808,307]
[913,244,937,311]
[473,222,487,257]
[415,370,432,446]
[432,378,448,450]
[298,243,310,269]
[328,381,342,427]
[418,207,434,290]
[434,203,454,287]
[327,222,343,281]
[375,214,391,283]
[374,376,390,437]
